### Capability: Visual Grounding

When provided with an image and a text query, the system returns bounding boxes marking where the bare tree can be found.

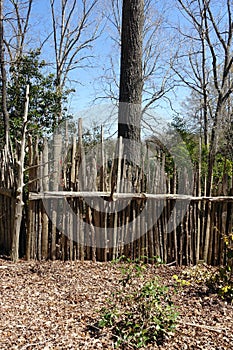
[0,0,35,261]
[0,0,33,150]
[11,85,29,262]
[0,0,9,151]
[50,0,101,119]
[141,0,175,114]
[4,0,33,60]
[173,0,233,196]
[172,0,233,264]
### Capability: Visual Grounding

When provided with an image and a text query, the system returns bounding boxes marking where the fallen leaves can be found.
[0,259,232,349]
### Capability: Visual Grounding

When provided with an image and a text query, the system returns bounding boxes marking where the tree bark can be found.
[11,85,30,262]
[0,0,9,151]
[118,0,144,166]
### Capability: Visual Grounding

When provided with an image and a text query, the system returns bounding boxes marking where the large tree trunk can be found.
[118,0,144,166]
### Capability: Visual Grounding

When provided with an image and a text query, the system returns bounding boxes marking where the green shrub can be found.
[208,233,233,301]
[99,262,178,348]
[175,232,233,303]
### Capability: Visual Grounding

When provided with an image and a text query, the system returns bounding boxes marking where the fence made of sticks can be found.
[0,120,233,265]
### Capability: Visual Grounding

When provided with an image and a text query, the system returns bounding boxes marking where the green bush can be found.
[208,233,233,301]
[99,262,178,348]
[175,232,233,303]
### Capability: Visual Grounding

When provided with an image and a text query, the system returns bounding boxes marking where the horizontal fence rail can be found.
[29,191,233,202]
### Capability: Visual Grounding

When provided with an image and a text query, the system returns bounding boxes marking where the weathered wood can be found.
[51,131,62,260]
[2,116,232,266]
[0,188,13,197]
[99,126,105,192]
[26,135,33,261]
[41,139,49,259]
[11,84,30,262]
[203,201,212,263]
[29,191,233,201]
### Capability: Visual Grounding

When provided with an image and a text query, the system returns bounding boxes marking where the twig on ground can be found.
[178,320,226,333]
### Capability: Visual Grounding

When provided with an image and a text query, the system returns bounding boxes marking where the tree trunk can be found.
[118,0,144,166]
[0,0,10,151]
[11,85,30,262]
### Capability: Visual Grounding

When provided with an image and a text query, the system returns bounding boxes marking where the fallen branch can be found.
[178,320,226,333]
[166,261,177,266]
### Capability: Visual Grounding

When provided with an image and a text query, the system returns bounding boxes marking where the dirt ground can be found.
[0,258,232,349]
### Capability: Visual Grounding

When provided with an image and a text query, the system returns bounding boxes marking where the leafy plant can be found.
[99,262,178,348]
[7,49,72,142]
[174,233,233,303]
[178,264,214,284]
[208,233,233,301]
[172,274,190,287]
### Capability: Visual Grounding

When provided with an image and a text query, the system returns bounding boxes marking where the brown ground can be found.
[0,258,232,349]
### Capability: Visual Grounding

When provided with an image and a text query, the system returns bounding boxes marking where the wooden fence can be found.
[0,120,233,265]
[0,145,15,255]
